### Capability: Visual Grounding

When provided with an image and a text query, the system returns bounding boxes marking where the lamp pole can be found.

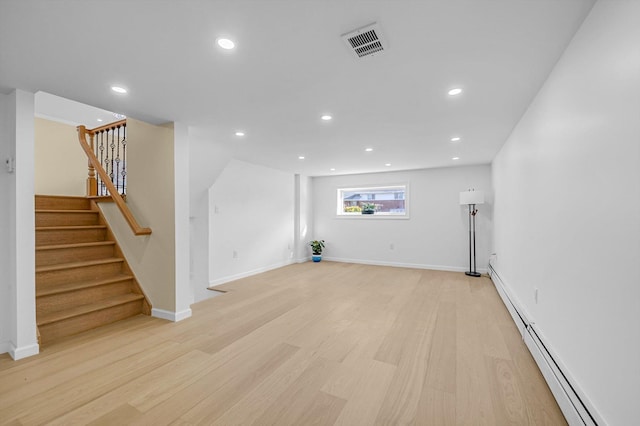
[460,189,484,278]
[467,204,472,275]
[465,203,481,277]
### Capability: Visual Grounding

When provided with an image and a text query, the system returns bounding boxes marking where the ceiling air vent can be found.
[342,23,386,59]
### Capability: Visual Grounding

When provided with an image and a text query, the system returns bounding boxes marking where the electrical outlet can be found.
[214,205,220,214]
[232,250,238,259]
[389,243,395,250]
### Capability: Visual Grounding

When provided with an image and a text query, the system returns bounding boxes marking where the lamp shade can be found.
[460,190,485,205]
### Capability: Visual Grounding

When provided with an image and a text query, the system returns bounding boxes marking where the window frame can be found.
[336,183,410,219]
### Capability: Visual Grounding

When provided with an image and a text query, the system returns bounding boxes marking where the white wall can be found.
[313,165,492,271]
[294,174,313,262]
[491,1,640,424]
[188,131,232,302]
[209,159,295,286]
[0,93,11,354]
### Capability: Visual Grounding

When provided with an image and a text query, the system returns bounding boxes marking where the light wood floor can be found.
[0,262,566,425]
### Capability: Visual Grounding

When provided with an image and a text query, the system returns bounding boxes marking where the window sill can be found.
[335,214,410,220]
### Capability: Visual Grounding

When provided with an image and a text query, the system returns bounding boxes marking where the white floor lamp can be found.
[460,189,485,277]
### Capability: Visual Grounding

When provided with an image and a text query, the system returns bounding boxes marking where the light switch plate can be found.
[5,157,15,173]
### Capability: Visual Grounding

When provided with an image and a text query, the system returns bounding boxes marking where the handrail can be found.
[88,118,126,133]
[77,125,151,236]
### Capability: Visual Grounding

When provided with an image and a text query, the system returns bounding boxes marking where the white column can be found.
[8,89,38,359]
[173,121,192,320]
[0,93,11,354]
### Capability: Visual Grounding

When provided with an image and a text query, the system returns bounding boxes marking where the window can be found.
[337,185,408,217]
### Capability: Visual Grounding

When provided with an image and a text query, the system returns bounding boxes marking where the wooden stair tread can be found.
[35,195,92,211]
[36,225,106,231]
[35,195,88,199]
[36,209,97,214]
[36,241,115,251]
[37,293,144,326]
[36,257,124,273]
[37,274,134,297]
[87,195,115,202]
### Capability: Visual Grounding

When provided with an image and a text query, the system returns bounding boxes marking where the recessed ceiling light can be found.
[365,148,373,152]
[113,113,126,119]
[452,157,460,160]
[235,131,245,137]
[97,118,103,122]
[111,86,127,94]
[448,88,463,96]
[385,163,391,167]
[450,137,461,142]
[321,115,332,121]
[330,168,336,171]
[298,156,305,160]
[217,38,235,50]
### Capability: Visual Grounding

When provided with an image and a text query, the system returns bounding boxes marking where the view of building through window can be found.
[338,185,407,215]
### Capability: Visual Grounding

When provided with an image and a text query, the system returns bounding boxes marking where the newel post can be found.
[78,126,97,196]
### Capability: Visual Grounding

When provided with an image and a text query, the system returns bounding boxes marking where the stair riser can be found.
[37,262,124,288]
[36,212,99,227]
[36,244,115,266]
[38,300,143,344]
[37,281,134,316]
[36,228,106,245]
[35,197,90,210]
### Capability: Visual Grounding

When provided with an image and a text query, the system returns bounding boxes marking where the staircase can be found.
[35,195,150,345]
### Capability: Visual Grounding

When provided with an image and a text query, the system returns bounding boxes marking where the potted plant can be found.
[309,240,325,262]
[361,203,376,214]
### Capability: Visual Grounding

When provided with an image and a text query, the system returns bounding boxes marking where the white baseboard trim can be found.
[209,260,294,288]
[488,264,603,426]
[322,256,486,274]
[152,308,192,322]
[9,342,40,360]
[296,256,311,264]
[488,265,530,336]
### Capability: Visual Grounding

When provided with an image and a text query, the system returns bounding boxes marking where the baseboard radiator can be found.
[488,263,602,426]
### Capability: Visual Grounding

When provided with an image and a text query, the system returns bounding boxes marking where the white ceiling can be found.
[34,92,119,127]
[0,0,594,177]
